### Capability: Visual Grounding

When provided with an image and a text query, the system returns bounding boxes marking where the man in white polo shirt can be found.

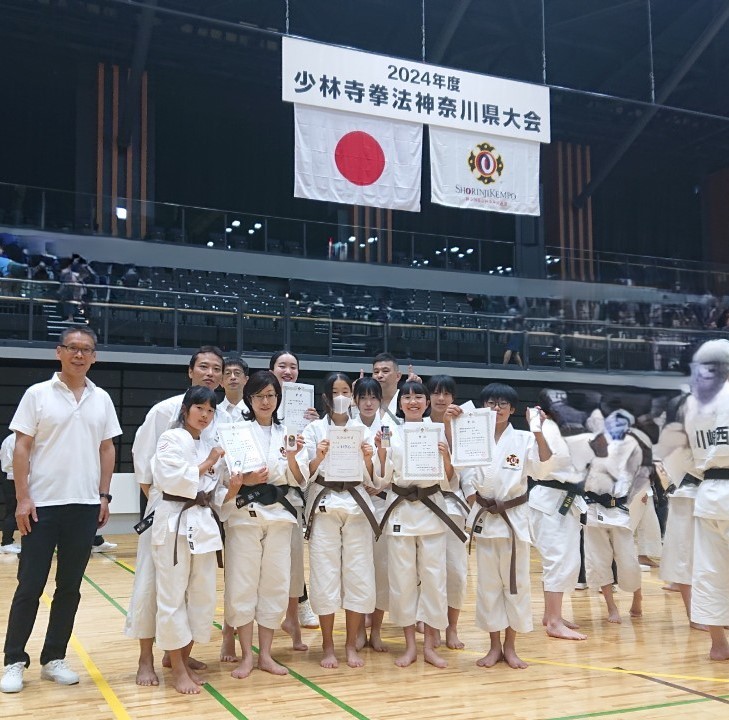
[1,326,121,694]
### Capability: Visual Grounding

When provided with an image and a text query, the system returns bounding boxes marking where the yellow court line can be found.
[41,593,132,720]
[114,558,137,573]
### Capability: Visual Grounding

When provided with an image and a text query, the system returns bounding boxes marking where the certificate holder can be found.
[402,423,444,484]
[217,423,267,475]
[450,408,495,467]
[326,426,364,482]
[281,382,315,435]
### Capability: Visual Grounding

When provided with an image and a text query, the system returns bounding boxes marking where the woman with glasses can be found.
[219,371,305,680]
[301,372,378,669]
[456,383,558,670]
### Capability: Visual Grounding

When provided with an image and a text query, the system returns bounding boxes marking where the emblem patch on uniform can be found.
[393,524,401,533]
[505,454,520,467]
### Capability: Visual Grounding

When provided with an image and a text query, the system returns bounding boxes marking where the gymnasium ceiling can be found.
[4,0,729,171]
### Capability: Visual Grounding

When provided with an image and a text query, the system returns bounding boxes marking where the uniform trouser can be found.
[373,531,389,611]
[659,496,694,585]
[289,506,305,598]
[224,520,293,629]
[445,514,468,609]
[629,493,663,557]
[152,534,217,651]
[1,477,18,544]
[531,508,582,593]
[387,532,447,630]
[475,537,533,633]
[584,524,641,593]
[691,517,729,626]
[124,525,157,639]
[3,504,98,667]
[309,509,375,616]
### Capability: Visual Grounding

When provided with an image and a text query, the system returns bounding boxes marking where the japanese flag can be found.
[294,104,422,212]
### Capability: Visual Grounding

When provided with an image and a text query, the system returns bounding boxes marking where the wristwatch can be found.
[99,493,112,502]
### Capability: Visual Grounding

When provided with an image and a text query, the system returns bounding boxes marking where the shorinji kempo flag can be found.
[294,104,422,212]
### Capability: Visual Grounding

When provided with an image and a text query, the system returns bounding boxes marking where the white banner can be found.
[430,126,540,216]
[283,36,550,143]
[294,104,422,212]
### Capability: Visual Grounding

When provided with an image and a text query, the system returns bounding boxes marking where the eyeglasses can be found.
[224,370,246,378]
[251,393,277,402]
[485,400,511,409]
[59,345,95,356]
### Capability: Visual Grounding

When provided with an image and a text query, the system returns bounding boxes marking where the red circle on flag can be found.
[334,131,386,186]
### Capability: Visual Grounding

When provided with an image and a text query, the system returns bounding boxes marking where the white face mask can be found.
[333,395,351,415]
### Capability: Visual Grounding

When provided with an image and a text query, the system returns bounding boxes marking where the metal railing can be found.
[0,277,720,373]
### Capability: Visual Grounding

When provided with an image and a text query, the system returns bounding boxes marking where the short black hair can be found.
[189,345,224,370]
[354,377,382,401]
[59,326,97,346]
[224,357,249,375]
[177,385,218,426]
[242,370,282,424]
[321,372,352,416]
[269,349,300,370]
[372,352,399,369]
[396,380,430,418]
[478,382,519,407]
[426,374,456,398]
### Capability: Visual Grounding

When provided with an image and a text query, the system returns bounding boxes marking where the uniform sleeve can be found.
[614,439,643,498]
[300,422,320,484]
[460,466,478,499]
[0,435,15,475]
[132,401,178,486]
[151,430,201,499]
[9,387,39,438]
[703,403,729,468]
[527,419,571,479]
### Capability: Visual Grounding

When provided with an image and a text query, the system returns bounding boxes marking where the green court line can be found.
[99,556,371,720]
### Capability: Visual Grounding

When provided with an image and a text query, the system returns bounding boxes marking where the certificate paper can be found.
[402,423,444,483]
[451,408,495,467]
[217,424,266,474]
[281,382,315,434]
[326,426,364,482]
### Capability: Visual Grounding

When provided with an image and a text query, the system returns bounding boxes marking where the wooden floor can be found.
[1,536,728,720]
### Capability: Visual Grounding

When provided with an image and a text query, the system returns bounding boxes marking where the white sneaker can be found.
[40,659,79,685]
[91,541,117,553]
[297,599,319,629]
[0,544,21,555]
[1,662,25,693]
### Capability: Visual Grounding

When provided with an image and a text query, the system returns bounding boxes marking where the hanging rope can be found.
[540,0,547,84]
[646,0,656,102]
[421,0,426,61]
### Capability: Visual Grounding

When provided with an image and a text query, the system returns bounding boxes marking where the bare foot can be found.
[432,629,442,649]
[231,656,254,679]
[690,622,709,632]
[424,647,447,668]
[281,619,308,651]
[135,661,159,686]
[258,655,288,676]
[172,669,200,695]
[162,653,207,671]
[445,625,464,649]
[356,626,366,652]
[503,647,528,669]
[220,637,240,663]
[367,632,388,652]
[364,613,372,629]
[346,647,365,668]
[709,643,729,661]
[638,555,659,568]
[187,668,204,685]
[395,647,417,667]
[630,601,643,618]
[662,583,680,592]
[607,609,622,624]
[320,650,339,669]
[415,621,424,634]
[476,648,503,667]
[545,619,587,641]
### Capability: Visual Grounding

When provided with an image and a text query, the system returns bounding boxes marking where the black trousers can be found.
[1,476,18,544]
[3,503,98,667]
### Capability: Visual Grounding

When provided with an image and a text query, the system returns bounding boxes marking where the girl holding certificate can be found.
[456,383,557,670]
[426,375,468,651]
[301,372,379,669]
[269,350,320,646]
[377,380,455,669]
[219,371,306,680]
[150,386,228,695]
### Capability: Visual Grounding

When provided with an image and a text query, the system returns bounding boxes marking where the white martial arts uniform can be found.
[583,434,643,593]
[151,428,226,651]
[461,424,552,634]
[380,419,449,630]
[219,397,245,423]
[686,383,729,626]
[302,417,377,616]
[124,395,224,640]
[528,420,587,594]
[220,421,298,630]
[626,428,663,559]
[442,471,468,611]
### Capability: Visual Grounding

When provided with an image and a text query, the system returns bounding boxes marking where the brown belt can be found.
[442,490,470,515]
[470,491,528,595]
[378,484,468,543]
[305,480,381,540]
[162,491,223,568]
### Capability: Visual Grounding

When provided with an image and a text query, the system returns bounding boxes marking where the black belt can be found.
[375,491,387,501]
[585,492,629,512]
[162,491,223,568]
[379,484,467,543]
[703,468,729,481]
[235,483,298,519]
[534,479,584,516]
[305,480,381,540]
[469,492,528,595]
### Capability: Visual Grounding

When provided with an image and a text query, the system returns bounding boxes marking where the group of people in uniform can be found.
[3,334,729,697]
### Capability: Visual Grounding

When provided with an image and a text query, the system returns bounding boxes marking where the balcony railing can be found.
[0,278,719,373]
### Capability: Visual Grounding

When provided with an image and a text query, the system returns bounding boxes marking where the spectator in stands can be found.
[57,259,83,322]
[466,294,483,313]
[503,316,524,368]
[122,265,140,288]
[0,245,27,279]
